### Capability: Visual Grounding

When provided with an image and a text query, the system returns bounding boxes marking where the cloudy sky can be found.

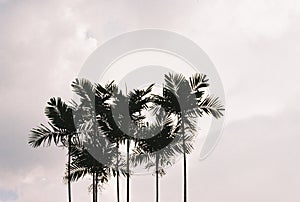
[1,0,300,201]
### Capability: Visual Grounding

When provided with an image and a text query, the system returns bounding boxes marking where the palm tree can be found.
[66,132,116,202]
[132,110,185,202]
[99,84,154,202]
[28,97,78,202]
[70,78,155,202]
[93,81,125,202]
[153,73,224,202]
[99,89,129,202]
[72,78,126,202]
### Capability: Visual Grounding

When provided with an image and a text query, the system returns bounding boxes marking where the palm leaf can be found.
[199,95,224,119]
[64,164,89,182]
[164,73,186,97]
[189,73,209,91]
[28,123,66,148]
[71,78,95,103]
[45,97,76,132]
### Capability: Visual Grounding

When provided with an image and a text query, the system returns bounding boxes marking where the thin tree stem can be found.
[127,139,130,202]
[117,171,120,202]
[68,135,72,202]
[93,173,95,202]
[183,149,187,202]
[156,153,159,202]
[117,143,120,202]
[182,119,187,202]
[95,172,98,202]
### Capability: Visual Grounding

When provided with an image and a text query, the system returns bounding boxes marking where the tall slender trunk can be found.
[156,153,159,202]
[95,172,98,202]
[68,135,72,202]
[92,173,95,202]
[126,139,130,202]
[116,143,120,202]
[183,147,187,202]
[182,120,187,202]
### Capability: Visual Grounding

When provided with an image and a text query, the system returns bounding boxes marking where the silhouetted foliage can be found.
[29,72,224,202]
[29,97,78,202]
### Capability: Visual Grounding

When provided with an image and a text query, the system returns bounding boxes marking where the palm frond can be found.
[28,123,66,148]
[189,73,209,91]
[199,95,224,119]
[164,73,186,97]
[71,78,95,103]
[64,164,89,183]
[128,83,154,115]
[45,97,76,132]
[94,81,117,104]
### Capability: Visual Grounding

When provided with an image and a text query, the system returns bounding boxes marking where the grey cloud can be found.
[187,108,300,201]
[1,0,300,201]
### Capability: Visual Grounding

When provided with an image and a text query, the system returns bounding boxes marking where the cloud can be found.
[237,0,292,39]
[187,107,300,201]
[1,0,300,201]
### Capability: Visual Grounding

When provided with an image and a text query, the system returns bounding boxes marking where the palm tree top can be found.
[152,73,224,118]
[28,97,77,148]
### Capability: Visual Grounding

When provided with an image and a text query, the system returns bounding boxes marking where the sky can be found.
[1,0,300,201]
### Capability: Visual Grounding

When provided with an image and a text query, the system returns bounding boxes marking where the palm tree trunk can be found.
[95,172,98,202]
[116,143,120,202]
[68,135,72,202]
[126,139,130,202]
[117,170,120,202]
[183,148,187,202]
[182,120,187,202]
[93,172,95,202]
[156,153,159,202]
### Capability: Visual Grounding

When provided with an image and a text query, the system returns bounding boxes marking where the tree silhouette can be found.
[66,129,117,202]
[71,78,126,202]
[153,73,224,202]
[93,81,125,202]
[100,84,154,202]
[28,97,78,202]
[29,72,224,202]
[132,110,181,202]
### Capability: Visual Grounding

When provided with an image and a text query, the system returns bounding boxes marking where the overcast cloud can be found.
[1,0,300,201]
